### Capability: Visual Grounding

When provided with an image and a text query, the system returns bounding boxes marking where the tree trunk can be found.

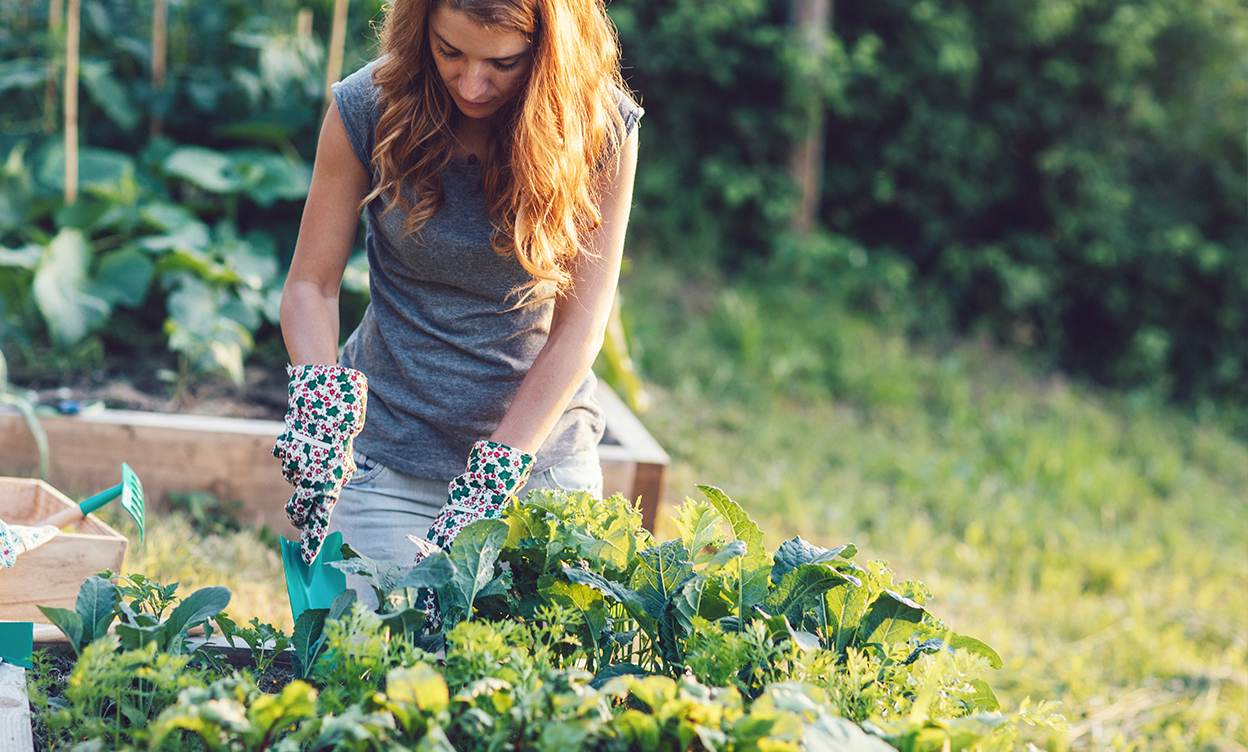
[788,0,832,237]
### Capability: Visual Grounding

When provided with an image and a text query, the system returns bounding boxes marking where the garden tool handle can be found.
[34,482,121,529]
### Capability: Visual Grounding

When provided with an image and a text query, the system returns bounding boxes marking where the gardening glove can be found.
[272,364,368,565]
[429,439,535,550]
[412,440,535,629]
[0,519,59,568]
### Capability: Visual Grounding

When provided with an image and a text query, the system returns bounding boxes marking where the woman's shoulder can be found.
[333,58,385,111]
[332,58,387,176]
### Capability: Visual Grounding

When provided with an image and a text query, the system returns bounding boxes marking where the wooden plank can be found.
[0,380,670,536]
[0,408,297,538]
[632,461,667,533]
[594,382,669,531]
[0,663,32,752]
[597,444,636,503]
[592,382,669,465]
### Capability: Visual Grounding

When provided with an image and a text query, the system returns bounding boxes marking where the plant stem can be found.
[43,0,62,133]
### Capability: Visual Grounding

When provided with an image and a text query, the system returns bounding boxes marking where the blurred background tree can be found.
[612,0,1246,424]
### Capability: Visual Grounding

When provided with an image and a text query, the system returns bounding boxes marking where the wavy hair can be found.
[365,0,633,292]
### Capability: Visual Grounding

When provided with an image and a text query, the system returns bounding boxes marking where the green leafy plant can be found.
[43,635,211,750]
[310,598,432,715]
[41,572,231,657]
[108,570,181,620]
[36,575,117,657]
[121,583,229,655]
[315,485,1053,750]
[0,0,386,392]
[0,141,296,386]
[30,484,1068,751]
[149,674,320,752]
[215,613,291,682]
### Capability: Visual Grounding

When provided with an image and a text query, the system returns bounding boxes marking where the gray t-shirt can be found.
[331,59,643,480]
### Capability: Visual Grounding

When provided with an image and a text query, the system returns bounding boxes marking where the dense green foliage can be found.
[0,0,377,382]
[825,0,1245,407]
[32,488,1065,751]
[67,253,1246,750]
[0,0,382,157]
[615,0,1247,414]
[1,0,1242,416]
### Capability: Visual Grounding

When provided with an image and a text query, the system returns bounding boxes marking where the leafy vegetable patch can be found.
[31,487,1064,751]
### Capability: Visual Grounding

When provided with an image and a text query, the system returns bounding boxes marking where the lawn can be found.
[103,255,1246,752]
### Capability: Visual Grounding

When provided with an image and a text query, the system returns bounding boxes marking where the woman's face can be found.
[428,5,533,121]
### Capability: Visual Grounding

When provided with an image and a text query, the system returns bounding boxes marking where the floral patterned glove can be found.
[272,364,368,565]
[413,440,534,630]
[0,520,59,568]
[429,440,534,549]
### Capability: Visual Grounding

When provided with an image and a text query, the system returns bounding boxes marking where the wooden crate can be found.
[0,381,669,536]
[0,477,127,622]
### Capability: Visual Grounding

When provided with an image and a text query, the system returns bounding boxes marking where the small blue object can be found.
[0,622,34,669]
[55,399,81,415]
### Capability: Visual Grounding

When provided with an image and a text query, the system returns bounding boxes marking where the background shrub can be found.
[0,0,1243,423]
[612,0,1246,419]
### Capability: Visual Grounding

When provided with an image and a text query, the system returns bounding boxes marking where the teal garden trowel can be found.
[36,463,145,540]
[281,531,347,625]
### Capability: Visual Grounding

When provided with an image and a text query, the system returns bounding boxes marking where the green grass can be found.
[616,255,1247,751]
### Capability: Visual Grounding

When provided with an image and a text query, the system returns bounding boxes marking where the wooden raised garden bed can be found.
[0,477,128,622]
[0,381,669,537]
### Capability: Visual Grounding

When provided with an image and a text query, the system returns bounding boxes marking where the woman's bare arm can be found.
[280,99,372,366]
[489,127,640,454]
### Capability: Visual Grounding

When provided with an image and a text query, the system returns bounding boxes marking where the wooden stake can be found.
[150,0,168,138]
[325,0,350,107]
[63,0,80,205]
[297,7,313,38]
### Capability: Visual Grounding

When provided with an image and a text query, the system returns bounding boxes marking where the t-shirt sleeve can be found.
[613,86,644,140]
[599,86,643,167]
[331,59,384,178]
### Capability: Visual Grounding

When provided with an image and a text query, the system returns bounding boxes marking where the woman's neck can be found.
[451,116,492,164]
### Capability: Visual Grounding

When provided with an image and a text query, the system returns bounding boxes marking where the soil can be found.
[11,364,290,422]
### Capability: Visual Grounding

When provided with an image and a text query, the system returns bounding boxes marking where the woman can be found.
[272,0,642,596]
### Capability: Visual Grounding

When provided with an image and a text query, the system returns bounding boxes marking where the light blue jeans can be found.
[327,448,603,608]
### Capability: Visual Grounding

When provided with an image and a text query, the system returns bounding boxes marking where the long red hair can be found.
[365,0,634,292]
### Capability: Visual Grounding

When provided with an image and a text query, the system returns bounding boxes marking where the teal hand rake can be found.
[36,463,145,541]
